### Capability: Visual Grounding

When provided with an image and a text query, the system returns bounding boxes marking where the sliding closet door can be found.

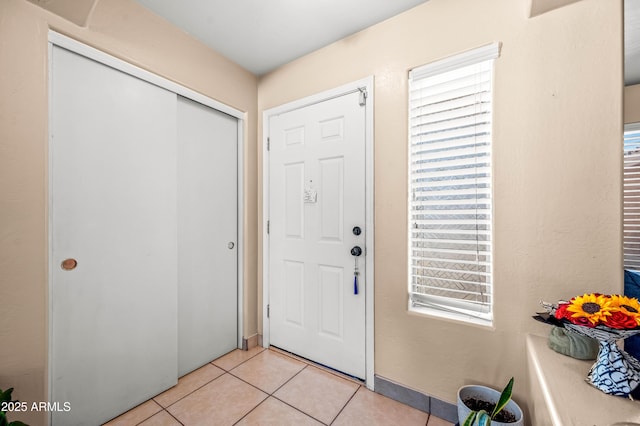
[50,46,178,426]
[177,96,238,376]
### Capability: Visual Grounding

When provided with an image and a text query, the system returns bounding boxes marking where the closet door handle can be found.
[228,242,235,250]
[61,258,78,270]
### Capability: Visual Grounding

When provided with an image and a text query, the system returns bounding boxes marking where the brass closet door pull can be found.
[61,258,78,271]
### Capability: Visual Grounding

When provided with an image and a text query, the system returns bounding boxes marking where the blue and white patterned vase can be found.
[565,323,640,397]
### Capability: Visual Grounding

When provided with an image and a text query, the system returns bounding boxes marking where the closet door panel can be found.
[177,96,238,376]
[50,46,178,426]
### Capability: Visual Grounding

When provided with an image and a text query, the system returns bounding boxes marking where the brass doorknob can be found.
[61,258,77,271]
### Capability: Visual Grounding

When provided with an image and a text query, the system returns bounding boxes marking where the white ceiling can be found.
[136,0,639,83]
[134,0,427,76]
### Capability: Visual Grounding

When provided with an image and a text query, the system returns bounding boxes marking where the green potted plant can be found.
[1,388,29,426]
[457,377,523,425]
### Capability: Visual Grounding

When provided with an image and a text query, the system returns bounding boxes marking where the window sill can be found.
[408,303,494,329]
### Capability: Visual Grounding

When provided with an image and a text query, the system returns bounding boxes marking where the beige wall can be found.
[626,84,640,124]
[258,0,623,410]
[0,1,257,424]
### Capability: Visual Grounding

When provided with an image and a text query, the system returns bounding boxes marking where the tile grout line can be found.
[225,371,273,397]
[157,370,228,411]
[231,396,261,426]
[226,362,308,402]
[211,347,266,373]
[230,391,270,426]
[268,363,309,395]
[224,351,311,422]
[155,348,268,412]
[163,408,185,426]
[267,364,329,424]
[269,346,365,387]
[225,350,309,396]
[117,400,164,426]
[264,363,357,426]
[261,351,367,425]
[262,362,326,425]
[269,394,330,426]
[231,364,318,425]
[130,402,162,426]
[327,384,361,425]
[230,361,330,426]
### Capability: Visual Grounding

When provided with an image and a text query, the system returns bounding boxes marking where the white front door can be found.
[268,90,367,379]
[50,45,178,426]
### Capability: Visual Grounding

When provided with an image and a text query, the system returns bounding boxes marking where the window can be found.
[408,43,499,324]
[624,123,640,271]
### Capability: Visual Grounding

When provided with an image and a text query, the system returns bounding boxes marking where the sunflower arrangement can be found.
[553,293,640,330]
[537,293,640,398]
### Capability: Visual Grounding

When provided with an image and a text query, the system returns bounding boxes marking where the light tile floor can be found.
[104,347,454,426]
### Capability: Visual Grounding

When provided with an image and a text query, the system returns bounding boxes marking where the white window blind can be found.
[624,124,640,271]
[408,43,499,322]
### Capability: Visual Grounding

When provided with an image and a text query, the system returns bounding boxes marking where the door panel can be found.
[177,96,238,376]
[284,260,305,326]
[318,265,344,338]
[269,91,366,379]
[284,163,305,238]
[319,157,344,241]
[51,46,178,426]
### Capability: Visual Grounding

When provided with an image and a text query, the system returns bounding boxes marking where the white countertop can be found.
[527,334,640,426]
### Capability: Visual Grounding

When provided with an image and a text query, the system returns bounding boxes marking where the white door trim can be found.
[47,31,246,423]
[262,77,375,389]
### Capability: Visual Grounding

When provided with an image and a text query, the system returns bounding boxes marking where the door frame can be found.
[262,77,375,389]
[47,31,246,420]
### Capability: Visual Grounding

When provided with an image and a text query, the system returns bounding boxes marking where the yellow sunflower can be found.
[609,294,640,326]
[566,293,613,325]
